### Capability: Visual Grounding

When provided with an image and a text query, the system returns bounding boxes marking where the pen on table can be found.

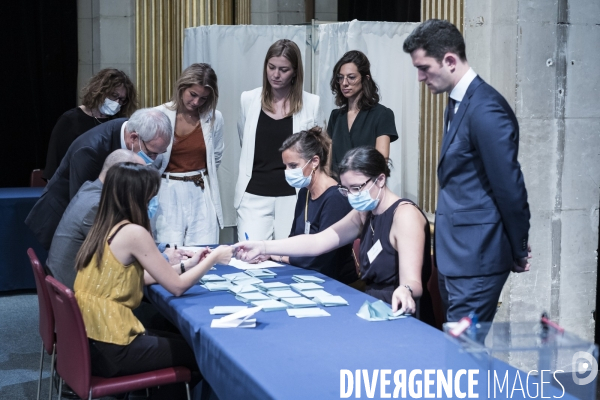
[244,232,249,241]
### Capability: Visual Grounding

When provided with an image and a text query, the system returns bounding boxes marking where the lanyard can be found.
[304,190,310,225]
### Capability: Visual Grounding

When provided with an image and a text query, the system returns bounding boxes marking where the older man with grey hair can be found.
[26,108,172,249]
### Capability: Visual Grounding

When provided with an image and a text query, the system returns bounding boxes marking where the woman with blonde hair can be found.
[154,63,224,245]
[44,68,138,180]
[235,39,321,242]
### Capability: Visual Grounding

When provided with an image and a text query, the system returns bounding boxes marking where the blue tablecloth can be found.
[0,187,47,291]
[146,264,575,400]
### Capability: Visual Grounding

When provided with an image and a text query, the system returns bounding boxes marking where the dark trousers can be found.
[90,329,201,399]
[437,270,510,323]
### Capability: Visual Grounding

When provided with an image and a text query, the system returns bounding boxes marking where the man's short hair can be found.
[101,149,142,175]
[403,19,467,63]
[127,108,173,143]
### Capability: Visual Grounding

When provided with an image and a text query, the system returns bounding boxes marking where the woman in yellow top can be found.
[74,162,233,398]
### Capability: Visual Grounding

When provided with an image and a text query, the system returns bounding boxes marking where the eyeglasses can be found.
[336,74,360,86]
[108,92,128,105]
[140,139,160,159]
[338,178,372,197]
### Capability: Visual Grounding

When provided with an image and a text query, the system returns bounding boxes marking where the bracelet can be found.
[180,262,186,274]
[279,255,284,263]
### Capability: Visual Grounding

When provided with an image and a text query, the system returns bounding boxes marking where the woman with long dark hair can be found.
[327,51,398,177]
[74,162,232,397]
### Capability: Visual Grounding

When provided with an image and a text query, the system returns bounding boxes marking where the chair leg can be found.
[48,344,56,400]
[146,388,150,397]
[37,343,44,400]
[185,382,191,400]
[57,378,62,400]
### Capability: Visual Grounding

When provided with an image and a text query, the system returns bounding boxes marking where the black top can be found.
[44,107,111,180]
[246,110,295,197]
[327,103,398,177]
[359,198,435,326]
[289,186,357,284]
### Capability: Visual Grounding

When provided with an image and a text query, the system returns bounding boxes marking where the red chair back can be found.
[30,169,46,187]
[45,275,92,399]
[27,248,55,355]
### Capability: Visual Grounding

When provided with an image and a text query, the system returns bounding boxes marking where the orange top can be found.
[166,123,207,172]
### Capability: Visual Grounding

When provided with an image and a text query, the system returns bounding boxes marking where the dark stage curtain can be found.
[1,0,78,187]
[338,0,420,23]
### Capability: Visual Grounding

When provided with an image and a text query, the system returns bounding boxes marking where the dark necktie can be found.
[446,97,456,129]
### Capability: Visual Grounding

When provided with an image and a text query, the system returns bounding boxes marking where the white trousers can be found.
[236,192,296,242]
[153,170,219,246]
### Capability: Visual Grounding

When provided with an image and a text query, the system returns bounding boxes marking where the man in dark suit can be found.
[403,19,531,323]
[26,108,172,249]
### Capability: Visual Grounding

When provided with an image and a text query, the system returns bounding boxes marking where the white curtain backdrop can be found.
[183,21,419,227]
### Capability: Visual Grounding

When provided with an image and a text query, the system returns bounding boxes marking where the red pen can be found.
[541,313,564,333]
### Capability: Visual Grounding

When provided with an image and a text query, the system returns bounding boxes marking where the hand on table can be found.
[391,286,416,315]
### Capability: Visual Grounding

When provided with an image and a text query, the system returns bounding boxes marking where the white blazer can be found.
[234,87,322,209]
[155,102,225,228]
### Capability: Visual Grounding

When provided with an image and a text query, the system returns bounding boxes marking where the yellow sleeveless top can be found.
[74,240,145,345]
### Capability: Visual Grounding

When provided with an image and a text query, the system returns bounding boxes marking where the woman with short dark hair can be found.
[327,51,398,177]
[44,68,138,180]
[235,147,434,325]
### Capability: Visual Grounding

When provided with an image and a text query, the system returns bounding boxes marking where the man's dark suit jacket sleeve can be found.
[469,100,530,260]
[69,147,103,200]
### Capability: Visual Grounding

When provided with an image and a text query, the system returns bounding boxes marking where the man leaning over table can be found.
[403,19,531,323]
[25,108,172,250]
[46,149,194,290]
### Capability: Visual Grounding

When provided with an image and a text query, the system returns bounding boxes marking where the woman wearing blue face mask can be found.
[235,146,434,325]
[255,127,357,284]
[44,68,138,181]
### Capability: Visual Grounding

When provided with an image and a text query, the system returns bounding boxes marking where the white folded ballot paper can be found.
[255,282,289,292]
[356,300,407,321]
[287,308,331,318]
[209,306,249,315]
[291,275,325,284]
[245,269,277,279]
[290,282,323,293]
[200,274,226,283]
[228,258,285,270]
[267,289,302,300]
[281,297,317,308]
[300,289,332,299]
[235,292,271,303]
[202,281,235,291]
[211,306,261,328]
[250,299,289,312]
[313,295,349,307]
[229,285,259,295]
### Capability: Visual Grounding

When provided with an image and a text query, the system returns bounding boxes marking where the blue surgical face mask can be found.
[148,196,159,219]
[130,141,154,165]
[347,179,382,212]
[99,98,121,116]
[284,159,313,189]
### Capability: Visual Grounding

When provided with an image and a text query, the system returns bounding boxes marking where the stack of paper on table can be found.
[300,289,332,299]
[267,289,302,300]
[229,285,260,295]
[211,306,261,328]
[255,282,289,292]
[203,281,235,291]
[291,275,325,284]
[235,292,271,303]
[245,269,277,279]
[250,299,288,312]
[228,258,285,270]
[281,297,317,308]
[287,308,331,318]
[222,272,250,282]
[200,274,226,283]
[313,295,349,307]
[290,282,323,293]
[356,300,407,321]
[209,306,248,315]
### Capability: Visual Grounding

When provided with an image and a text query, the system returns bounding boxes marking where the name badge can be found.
[304,221,311,235]
[367,239,383,264]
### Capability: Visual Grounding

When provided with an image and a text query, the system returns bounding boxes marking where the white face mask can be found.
[99,98,121,116]
[284,159,313,189]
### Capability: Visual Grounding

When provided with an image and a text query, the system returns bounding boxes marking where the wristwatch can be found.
[403,284,413,296]
[180,262,186,274]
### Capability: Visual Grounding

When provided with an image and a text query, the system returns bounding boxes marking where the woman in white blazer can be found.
[154,63,224,246]
[235,39,321,242]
